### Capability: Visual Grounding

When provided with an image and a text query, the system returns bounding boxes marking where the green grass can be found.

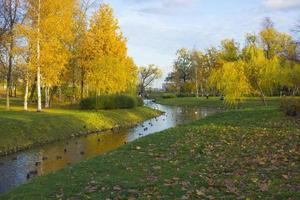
[1,105,299,199]
[156,96,285,108]
[0,98,161,155]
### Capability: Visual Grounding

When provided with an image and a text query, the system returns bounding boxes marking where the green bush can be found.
[280,97,300,116]
[80,95,143,110]
[79,97,96,110]
[162,93,177,99]
[176,93,196,98]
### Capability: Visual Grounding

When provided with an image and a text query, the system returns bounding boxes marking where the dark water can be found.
[0,101,220,193]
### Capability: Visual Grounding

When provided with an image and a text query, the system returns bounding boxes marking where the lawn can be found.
[0,98,161,156]
[1,103,299,199]
[156,96,284,108]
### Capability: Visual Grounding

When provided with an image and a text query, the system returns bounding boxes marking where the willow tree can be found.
[80,4,136,96]
[209,61,251,107]
[25,0,75,110]
[243,44,279,105]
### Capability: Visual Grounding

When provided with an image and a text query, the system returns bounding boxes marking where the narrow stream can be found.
[0,101,221,193]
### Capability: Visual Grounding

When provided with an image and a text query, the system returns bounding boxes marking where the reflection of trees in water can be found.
[172,107,211,123]
[38,132,127,175]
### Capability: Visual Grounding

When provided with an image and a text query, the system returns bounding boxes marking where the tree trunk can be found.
[259,89,267,106]
[58,87,62,103]
[195,68,199,98]
[37,68,42,111]
[6,36,14,110]
[292,87,299,96]
[24,78,29,111]
[257,83,267,106]
[269,88,273,97]
[45,86,50,108]
[29,80,36,102]
[6,86,10,110]
[36,0,42,112]
[14,84,17,97]
[72,81,76,103]
[80,68,84,100]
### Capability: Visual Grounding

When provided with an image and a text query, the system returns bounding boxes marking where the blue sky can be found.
[97,0,300,87]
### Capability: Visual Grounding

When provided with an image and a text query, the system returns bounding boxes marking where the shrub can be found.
[162,93,176,99]
[176,93,196,98]
[79,97,96,110]
[80,95,142,110]
[280,97,300,116]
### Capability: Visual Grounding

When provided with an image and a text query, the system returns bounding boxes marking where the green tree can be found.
[167,48,193,93]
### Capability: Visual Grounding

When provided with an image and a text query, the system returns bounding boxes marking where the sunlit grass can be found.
[0,98,161,155]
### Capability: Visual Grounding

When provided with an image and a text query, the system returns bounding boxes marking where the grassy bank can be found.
[156,96,284,108]
[1,105,299,199]
[0,99,161,156]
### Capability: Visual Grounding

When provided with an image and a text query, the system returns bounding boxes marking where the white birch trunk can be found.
[24,77,29,111]
[37,0,42,112]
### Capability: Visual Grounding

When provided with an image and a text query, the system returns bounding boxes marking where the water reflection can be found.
[0,102,220,193]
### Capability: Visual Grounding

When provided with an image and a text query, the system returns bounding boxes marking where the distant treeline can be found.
[165,18,300,105]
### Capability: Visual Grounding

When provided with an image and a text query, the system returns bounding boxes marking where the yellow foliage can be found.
[243,45,280,94]
[25,0,76,86]
[80,4,137,94]
[209,61,251,106]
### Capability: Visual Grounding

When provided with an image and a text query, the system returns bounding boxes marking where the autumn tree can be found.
[219,39,240,62]
[64,0,95,102]
[138,64,162,97]
[242,38,280,105]
[25,0,76,110]
[80,4,136,96]
[260,19,299,95]
[210,61,250,106]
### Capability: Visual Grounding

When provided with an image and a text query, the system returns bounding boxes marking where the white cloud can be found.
[129,0,200,15]
[263,0,300,9]
[163,0,197,6]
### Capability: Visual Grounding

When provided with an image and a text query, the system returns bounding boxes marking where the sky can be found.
[96,0,300,88]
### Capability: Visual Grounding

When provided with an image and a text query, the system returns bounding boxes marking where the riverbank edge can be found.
[0,107,163,157]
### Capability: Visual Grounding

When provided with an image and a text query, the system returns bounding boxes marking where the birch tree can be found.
[25,0,75,110]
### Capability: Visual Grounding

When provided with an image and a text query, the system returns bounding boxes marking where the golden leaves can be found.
[80,4,136,94]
